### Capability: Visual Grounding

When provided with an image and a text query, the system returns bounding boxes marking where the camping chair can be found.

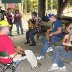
[0,51,16,72]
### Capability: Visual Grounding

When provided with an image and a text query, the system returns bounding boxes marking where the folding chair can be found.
[0,51,15,72]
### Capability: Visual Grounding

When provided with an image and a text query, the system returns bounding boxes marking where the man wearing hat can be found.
[37,13,63,60]
[0,20,39,69]
[0,6,6,21]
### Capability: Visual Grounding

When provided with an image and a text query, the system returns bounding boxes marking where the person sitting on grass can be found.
[0,20,40,69]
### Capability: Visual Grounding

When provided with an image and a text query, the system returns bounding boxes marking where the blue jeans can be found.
[15,21,23,35]
[53,46,72,67]
[26,30,39,44]
[40,36,61,56]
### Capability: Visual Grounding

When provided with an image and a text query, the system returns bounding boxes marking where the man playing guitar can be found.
[48,22,72,72]
[24,12,41,46]
[37,13,63,60]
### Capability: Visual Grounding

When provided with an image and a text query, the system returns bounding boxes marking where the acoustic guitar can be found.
[64,34,72,52]
[28,19,36,29]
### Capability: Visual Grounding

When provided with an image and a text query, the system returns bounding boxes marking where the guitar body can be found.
[28,19,36,30]
[63,22,72,52]
[28,23,34,29]
[45,32,51,42]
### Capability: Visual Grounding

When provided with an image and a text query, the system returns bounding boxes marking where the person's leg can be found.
[40,36,50,56]
[37,35,61,60]
[52,46,65,67]
[19,21,23,35]
[48,46,66,71]
[24,30,31,44]
[29,30,38,45]
[39,35,57,56]
[54,46,72,67]
[16,22,19,35]
[37,36,52,60]
[25,50,38,68]
[13,54,26,62]
[9,24,13,36]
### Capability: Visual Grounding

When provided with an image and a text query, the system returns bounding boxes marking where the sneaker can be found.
[48,63,59,71]
[37,56,44,60]
[47,47,53,52]
[29,44,36,46]
[59,66,67,71]
[31,63,41,70]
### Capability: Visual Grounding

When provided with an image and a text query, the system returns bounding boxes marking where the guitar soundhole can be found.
[65,39,68,42]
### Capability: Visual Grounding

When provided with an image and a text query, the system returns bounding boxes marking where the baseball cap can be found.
[0,20,11,27]
[47,13,54,19]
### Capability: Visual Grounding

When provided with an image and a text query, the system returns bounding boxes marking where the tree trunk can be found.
[46,0,48,14]
[30,1,33,12]
[51,0,53,13]
[38,0,45,21]
[24,0,27,14]
[57,0,69,19]
[21,0,23,14]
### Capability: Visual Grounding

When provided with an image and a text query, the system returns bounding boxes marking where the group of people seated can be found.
[0,11,72,72]
[36,14,72,71]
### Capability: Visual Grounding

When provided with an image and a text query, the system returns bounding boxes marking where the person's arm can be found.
[62,35,72,46]
[50,27,62,36]
[15,46,25,55]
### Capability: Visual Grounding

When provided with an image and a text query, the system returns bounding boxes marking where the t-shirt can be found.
[0,35,15,64]
[0,10,5,20]
[52,20,63,37]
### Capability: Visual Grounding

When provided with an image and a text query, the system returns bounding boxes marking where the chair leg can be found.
[1,65,6,72]
[3,65,11,72]
[0,63,16,72]
[12,66,15,72]
[0,64,13,72]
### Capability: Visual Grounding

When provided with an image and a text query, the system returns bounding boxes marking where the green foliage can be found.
[23,0,38,13]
